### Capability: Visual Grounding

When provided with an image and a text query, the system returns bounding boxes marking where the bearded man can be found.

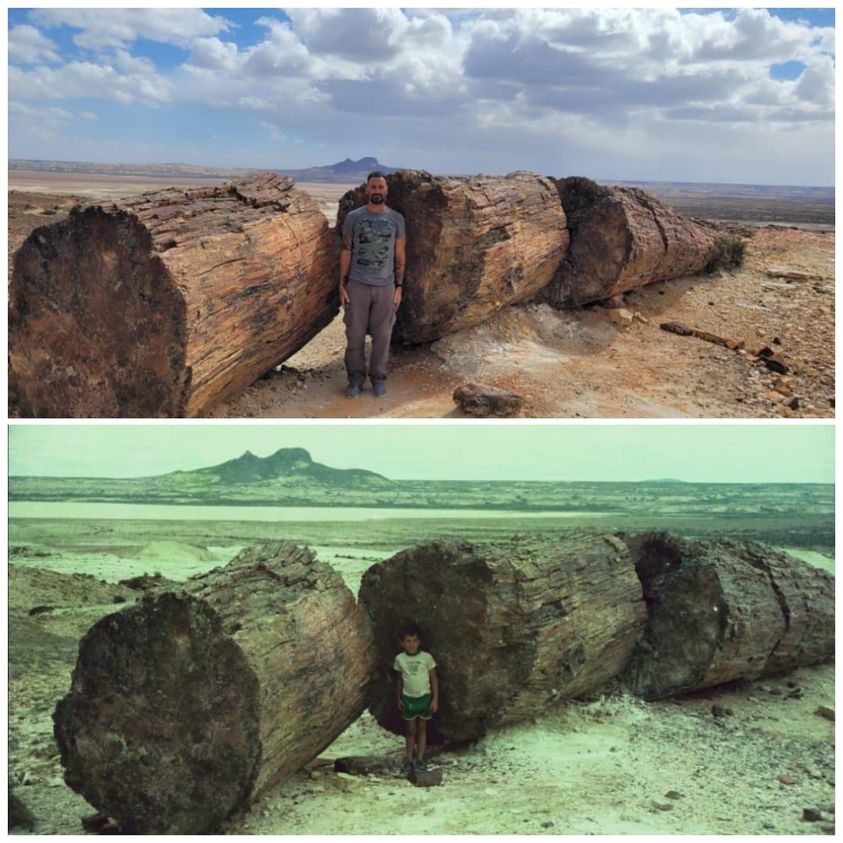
[339,172,406,398]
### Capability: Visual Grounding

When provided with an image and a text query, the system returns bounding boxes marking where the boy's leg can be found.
[404,718,417,762]
[415,718,428,763]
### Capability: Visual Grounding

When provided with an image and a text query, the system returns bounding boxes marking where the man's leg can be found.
[344,280,371,394]
[368,283,396,390]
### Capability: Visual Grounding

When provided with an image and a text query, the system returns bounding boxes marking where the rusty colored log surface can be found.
[53,543,377,834]
[358,532,646,743]
[618,532,835,700]
[10,173,338,417]
[337,170,569,344]
[546,177,719,307]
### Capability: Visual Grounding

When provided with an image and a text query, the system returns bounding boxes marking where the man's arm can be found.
[339,231,352,306]
[393,236,405,310]
[429,667,439,713]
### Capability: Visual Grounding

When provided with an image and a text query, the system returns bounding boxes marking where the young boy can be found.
[393,623,439,774]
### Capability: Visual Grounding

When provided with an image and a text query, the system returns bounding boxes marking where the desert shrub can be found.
[706,234,747,272]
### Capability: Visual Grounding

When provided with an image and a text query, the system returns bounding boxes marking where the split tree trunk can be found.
[358,532,646,743]
[337,170,569,344]
[618,532,835,700]
[53,543,377,834]
[545,178,720,307]
[10,173,338,417]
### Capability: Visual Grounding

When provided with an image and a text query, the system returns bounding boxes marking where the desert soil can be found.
[8,185,834,419]
[8,536,836,836]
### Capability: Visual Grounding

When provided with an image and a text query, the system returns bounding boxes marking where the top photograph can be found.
[8,6,835,418]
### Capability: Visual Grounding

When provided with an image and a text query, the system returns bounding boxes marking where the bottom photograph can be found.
[7,423,835,836]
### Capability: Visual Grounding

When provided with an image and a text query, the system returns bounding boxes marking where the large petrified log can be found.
[544,177,720,307]
[618,532,835,700]
[358,532,646,742]
[10,173,338,417]
[53,543,377,834]
[337,170,569,344]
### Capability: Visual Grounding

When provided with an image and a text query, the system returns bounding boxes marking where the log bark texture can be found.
[618,532,835,700]
[358,532,646,743]
[545,178,719,308]
[10,173,338,417]
[53,543,377,834]
[337,171,569,344]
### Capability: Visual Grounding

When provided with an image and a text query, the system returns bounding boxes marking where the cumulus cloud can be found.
[29,8,231,51]
[7,8,835,182]
[9,24,61,64]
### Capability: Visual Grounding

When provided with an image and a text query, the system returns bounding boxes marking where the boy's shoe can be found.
[400,759,414,775]
[346,380,363,398]
[372,379,386,397]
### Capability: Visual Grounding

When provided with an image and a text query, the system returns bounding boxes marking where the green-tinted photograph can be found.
[8,423,835,834]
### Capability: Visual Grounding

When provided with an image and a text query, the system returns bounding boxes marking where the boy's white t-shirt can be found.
[393,651,436,698]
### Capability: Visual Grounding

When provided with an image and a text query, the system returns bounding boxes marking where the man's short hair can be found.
[367,171,387,183]
[398,621,422,640]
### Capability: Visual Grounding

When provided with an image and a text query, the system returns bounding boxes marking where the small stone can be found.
[815,706,834,722]
[605,307,635,327]
[787,687,803,699]
[787,396,800,411]
[773,380,792,397]
[653,802,673,812]
[453,383,525,418]
[778,775,797,786]
[309,769,323,780]
[803,808,823,822]
[665,791,682,800]
[541,821,554,828]
[711,704,726,718]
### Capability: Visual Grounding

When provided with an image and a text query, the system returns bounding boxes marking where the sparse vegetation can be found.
[706,233,747,272]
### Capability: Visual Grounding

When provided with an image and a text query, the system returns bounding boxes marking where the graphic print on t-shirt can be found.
[355,217,394,269]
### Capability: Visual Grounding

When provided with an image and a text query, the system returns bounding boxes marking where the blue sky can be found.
[8,7,835,184]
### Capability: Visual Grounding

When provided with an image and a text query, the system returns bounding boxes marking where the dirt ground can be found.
[8,550,836,836]
[8,185,834,419]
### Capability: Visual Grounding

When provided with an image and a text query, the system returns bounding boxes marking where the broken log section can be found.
[337,170,569,344]
[358,532,647,743]
[546,178,721,308]
[53,543,377,834]
[452,382,525,417]
[10,173,338,417]
[618,532,835,700]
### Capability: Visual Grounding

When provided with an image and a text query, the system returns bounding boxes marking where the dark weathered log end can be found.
[53,592,261,834]
[10,206,189,417]
[618,532,835,701]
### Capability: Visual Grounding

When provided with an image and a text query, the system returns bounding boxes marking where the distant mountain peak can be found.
[332,156,384,173]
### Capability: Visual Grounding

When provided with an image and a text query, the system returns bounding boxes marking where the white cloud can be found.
[9,24,61,64]
[29,8,231,51]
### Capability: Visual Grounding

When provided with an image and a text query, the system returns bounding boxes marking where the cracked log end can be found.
[10,207,189,417]
[53,593,261,834]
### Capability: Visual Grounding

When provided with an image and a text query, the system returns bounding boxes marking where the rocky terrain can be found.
[8,526,835,835]
[8,178,834,419]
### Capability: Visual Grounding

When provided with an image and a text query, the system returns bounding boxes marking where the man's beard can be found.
[369,194,385,204]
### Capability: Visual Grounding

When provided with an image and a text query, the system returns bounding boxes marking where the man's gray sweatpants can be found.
[344,279,396,383]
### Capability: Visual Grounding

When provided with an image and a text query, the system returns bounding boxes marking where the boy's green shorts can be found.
[402,693,433,721]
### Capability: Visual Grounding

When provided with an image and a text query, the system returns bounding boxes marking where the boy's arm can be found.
[395,671,404,711]
[429,667,439,713]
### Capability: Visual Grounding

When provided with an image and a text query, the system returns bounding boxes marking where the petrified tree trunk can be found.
[545,178,719,308]
[10,173,338,417]
[358,532,646,743]
[618,532,835,700]
[337,170,569,344]
[53,543,377,834]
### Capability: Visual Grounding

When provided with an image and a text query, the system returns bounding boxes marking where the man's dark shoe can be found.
[414,760,428,773]
[372,379,386,398]
[346,381,363,398]
[400,759,414,776]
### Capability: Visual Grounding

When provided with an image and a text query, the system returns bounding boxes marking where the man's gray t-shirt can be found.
[343,206,405,286]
